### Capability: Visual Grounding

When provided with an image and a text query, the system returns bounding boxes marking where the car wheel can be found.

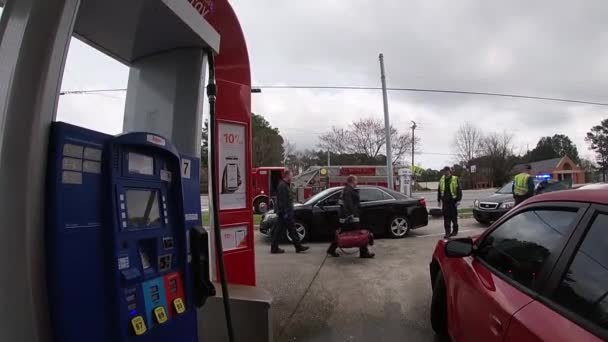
[388,216,410,238]
[287,221,308,243]
[430,270,448,336]
[253,197,269,214]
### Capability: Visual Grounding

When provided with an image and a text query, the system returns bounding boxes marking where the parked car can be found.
[429,187,608,341]
[260,185,428,241]
[473,178,570,224]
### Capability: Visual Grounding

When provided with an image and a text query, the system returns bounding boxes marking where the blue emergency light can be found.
[45,122,214,342]
[535,174,552,179]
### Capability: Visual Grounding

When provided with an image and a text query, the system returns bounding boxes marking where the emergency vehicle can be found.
[292,165,401,202]
[251,167,286,213]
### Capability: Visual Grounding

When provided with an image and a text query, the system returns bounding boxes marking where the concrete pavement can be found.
[255,217,488,341]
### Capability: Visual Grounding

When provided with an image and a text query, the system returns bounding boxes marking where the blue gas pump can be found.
[45,122,214,342]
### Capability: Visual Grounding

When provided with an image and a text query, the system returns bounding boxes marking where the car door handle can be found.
[489,314,503,336]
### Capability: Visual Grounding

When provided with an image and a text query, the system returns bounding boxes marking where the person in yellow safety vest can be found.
[437,166,462,239]
[512,164,535,205]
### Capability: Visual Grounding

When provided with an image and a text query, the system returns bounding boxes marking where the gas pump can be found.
[399,168,413,196]
[45,122,215,341]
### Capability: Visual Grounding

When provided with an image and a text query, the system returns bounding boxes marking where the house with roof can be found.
[512,156,585,185]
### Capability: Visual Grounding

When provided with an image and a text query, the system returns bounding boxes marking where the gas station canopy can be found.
[74,0,220,64]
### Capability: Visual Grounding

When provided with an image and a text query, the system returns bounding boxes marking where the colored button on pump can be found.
[173,298,186,314]
[131,316,147,336]
[153,306,168,324]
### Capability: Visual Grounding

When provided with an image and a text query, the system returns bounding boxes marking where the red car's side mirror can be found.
[445,238,474,258]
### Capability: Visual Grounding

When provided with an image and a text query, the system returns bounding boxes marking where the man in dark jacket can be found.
[327,175,375,258]
[437,166,463,239]
[271,170,309,254]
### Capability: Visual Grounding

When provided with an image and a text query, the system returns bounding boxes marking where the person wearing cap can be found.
[437,166,462,239]
[512,164,535,205]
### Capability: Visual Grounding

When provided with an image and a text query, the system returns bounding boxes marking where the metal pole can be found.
[411,121,416,194]
[327,150,330,185]
[379,53,394,190]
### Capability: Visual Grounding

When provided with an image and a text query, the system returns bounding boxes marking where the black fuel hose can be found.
[206,50,236,342]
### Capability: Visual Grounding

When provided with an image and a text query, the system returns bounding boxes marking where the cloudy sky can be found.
[8,0,607,169]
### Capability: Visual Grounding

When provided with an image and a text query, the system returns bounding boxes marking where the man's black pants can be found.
[271,216,299,250]
[442,200,458,235]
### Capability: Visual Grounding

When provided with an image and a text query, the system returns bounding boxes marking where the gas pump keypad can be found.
[130,316,147,336]
[173,298,186,314]
[153,306,168,324]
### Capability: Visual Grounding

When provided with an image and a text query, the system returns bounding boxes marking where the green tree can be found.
[200,120,209,167]
[524,134,580,163]
[483,132,516,186]
[252,113,285,167]
[585,118,608,182]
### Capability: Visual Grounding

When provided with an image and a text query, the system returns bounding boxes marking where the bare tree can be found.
[318,117,416,164]
[282,139,296,166]
[482,132,516,185]
[454,122,484,166]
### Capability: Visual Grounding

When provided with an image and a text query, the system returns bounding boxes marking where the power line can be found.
[256,85,608,106]
[59,86,608,106]
[60,88,126,95]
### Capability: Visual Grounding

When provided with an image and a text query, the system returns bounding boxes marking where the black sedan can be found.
[260,186,429,242]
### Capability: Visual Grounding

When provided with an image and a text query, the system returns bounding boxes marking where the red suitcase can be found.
[336,229,374,248]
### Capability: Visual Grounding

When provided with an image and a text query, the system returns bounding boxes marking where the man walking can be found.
[437,166,462,239]
[271,170,309,254]
[512,164,535,205]
[327,175,375,258]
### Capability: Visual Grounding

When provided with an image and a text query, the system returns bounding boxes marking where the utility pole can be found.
[411,121,417,170]
[410,121,417,194]
[327,150,331,168]
[379,53,394,190]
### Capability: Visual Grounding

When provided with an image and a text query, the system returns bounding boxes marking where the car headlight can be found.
[474,200,480,208]
[499,201,515,209]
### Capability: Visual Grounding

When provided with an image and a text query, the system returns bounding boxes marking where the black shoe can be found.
[360,251,375,259]
[271,248,285,254]
[443,234,450,239]
[295,245,310,253]
[450,231,458,237]
[327,249,340,257]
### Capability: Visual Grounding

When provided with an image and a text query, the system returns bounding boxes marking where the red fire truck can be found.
[251,167,286,213]
[292,165,399,202]
[252,165,402,212]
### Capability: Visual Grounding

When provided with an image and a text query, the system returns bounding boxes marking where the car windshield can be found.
[303,188,338,205]
[496,178,547,194]
[496,182,513,194]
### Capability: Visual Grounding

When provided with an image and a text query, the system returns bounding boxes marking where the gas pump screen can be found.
[126,189,161,228]
[128,152,154,175]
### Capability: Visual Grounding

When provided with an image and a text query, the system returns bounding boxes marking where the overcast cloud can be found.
[40,0,608,168]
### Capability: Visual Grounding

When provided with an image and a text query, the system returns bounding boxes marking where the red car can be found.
[430,185,608,341]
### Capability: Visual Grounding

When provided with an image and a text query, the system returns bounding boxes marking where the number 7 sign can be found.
[181,159,191,179]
